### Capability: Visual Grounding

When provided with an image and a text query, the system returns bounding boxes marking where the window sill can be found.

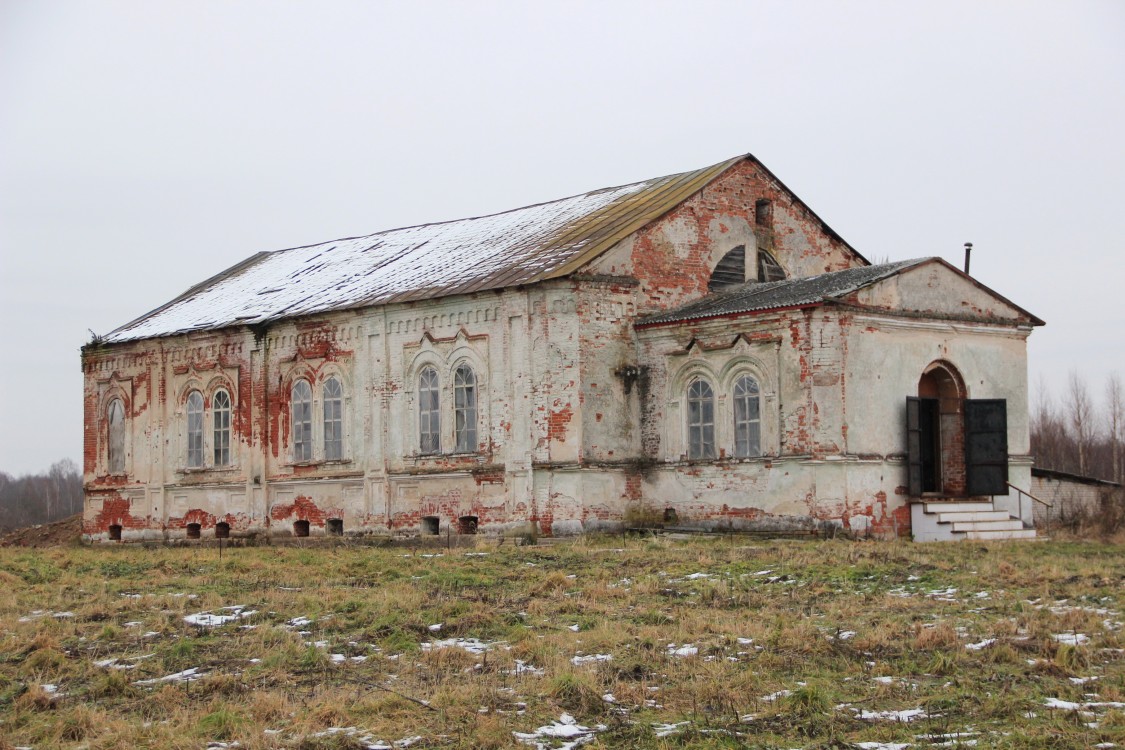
[286,459,352,468]
[179,466,240,475]
[410,452,485,463]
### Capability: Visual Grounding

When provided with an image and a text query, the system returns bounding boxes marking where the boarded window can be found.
[107,398,125,474]
[734,376,761,457]
[327,518,343,536]
[108,524,122,541]
[293,519,310,537]
[708,246,746,291]
[454,365,477,452]
[186,523,201,540]
[457,515,478,535]
[323,377,343,460]
[687,378,716,459]
[757,250,787,282]
[291,380,312,462]
[965,399,1009,496]
[419,367,440,454]
[421,516,440,535]
[215,521,230,539]
[186,391,204,468]
[213,390,231,466]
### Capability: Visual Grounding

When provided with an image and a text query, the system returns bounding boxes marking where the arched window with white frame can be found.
[687,378,716,459]
[213,389,231,466]
[323,376,343,460]
[291,380,312,462]
[107,398,125,474]
[419,367,440,454]
[454,364,477,453]
[733,375,761,458]
[186,390,204,468]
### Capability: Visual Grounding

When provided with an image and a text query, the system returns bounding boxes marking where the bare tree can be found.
[1109,372,1124,484]
[1068,370,1096,475]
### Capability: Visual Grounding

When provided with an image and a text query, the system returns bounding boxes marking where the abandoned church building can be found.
[81,154,1045,544]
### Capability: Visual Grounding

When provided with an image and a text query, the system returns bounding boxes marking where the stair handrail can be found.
[1006,482,1052,508]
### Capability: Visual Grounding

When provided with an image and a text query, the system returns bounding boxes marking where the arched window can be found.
[733,375,761,458]
[186,391,204,468]
[687,378,716,459]
[757,249,786,282]
[107,398,125,474]
[323,377,343,460]
[213,390,231,466]
[709,246,746,291]
[454,365,477,453]
[291,380,312,462]
[419,367,440,454]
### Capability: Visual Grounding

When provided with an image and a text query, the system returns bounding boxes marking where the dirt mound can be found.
[0,514,83,548]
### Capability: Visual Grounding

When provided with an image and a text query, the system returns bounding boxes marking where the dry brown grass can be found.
[1,537,1125,747]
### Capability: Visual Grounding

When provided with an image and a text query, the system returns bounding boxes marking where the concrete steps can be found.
[913,498,1038,542]
[964,528,1039,541]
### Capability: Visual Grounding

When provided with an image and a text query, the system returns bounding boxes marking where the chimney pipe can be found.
[963,242,973,275]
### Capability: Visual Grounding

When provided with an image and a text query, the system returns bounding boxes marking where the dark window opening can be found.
[293,519,310,537]
[708,246,746,291]
[186,523,201,540]
[215,522,230,539]
[757,250,786,282]
[327,518,343,536]
[663,507,678,525]
[755,199,773,227]
[421,516,440,535]
[108,524,122,541]
[457,515,478,535]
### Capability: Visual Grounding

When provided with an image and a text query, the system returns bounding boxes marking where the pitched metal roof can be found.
[104,156,761,343]
[636,259,930,327]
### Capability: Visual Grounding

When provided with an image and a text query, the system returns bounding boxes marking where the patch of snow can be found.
[570,653,612,665]
[653,721,691,738]
[761,690,791,702]
[1053,633,1089,646]
[184,605,257,628]
[514,713,607,749]
[853,707,930,722]
[134,667,208,685]
[568,624,580,632]
[667,643,698,657]
[423,637,505,655]
[965,639,996,651]
[52,611,75,618]
[855,744,910,750]
[602,693,616,703]
[506,660,544,676]
[428,623,443,632]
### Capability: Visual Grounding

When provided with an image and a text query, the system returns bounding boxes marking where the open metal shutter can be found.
[906,397,923,496]
[965,399,1008,496]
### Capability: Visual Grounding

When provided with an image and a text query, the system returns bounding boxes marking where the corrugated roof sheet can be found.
[636,259,929,326]
[104,156,749,343]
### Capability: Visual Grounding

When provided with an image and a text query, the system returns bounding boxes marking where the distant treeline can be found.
[0,459,83,533]
[1031,372,1124,484]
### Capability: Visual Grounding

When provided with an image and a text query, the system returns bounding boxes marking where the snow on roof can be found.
[104,157,749,343]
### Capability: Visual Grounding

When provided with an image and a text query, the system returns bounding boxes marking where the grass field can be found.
[1,535,1124,749]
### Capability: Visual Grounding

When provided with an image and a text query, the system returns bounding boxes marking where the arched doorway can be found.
[911,361,967,496]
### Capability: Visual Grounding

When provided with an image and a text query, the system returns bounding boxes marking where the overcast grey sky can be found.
[1,0,1122,476]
